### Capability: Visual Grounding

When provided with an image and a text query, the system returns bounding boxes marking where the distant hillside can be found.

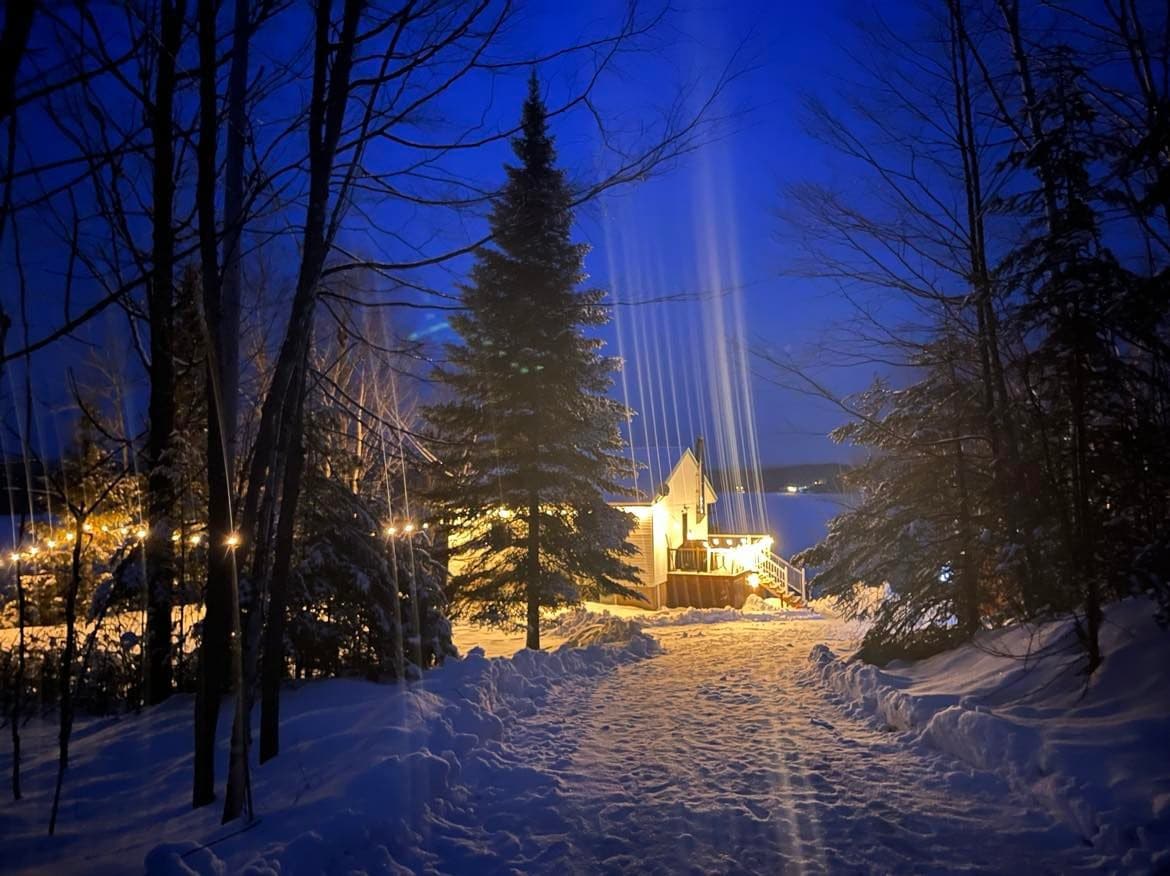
[711,462,851,495]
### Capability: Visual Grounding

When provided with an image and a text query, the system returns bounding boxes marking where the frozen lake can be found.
[711,492,854,558]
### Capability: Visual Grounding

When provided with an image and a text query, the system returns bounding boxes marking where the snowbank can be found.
[552,600,823,634]
[552,607,650,647]
[638,599,822,627]
[806,584,890,620]
[1,626,658,875]
[808,598,1170,869]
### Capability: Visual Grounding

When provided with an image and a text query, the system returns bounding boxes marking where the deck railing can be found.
[760,550,806,603]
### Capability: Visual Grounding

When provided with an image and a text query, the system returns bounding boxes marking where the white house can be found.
[445,441,806,611]
[603,443,805,610]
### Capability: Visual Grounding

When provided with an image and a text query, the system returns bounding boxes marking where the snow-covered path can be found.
[512,619,1102,874]
[3,616,1130,874]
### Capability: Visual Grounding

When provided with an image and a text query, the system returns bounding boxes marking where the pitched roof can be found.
[605,445,715,505]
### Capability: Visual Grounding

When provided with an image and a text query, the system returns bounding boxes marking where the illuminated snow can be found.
[2,609,1156,873]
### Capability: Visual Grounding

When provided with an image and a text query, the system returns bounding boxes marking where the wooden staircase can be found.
[759,551,807,606]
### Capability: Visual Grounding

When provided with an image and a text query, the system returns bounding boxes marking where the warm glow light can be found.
[27,546,39,557]
[403,523,415,534]
[66,532,76,541]
[136,528,148,540]
[189,533,202,546]
[496,507,512,519]
[385,525,397,537]
[422,523,429,530]
[226,533,241,548]
[747,572,760,588]
[46,540,56,549]
[785,485,799,494]
[9,552,20,562]
[82,524,92,533]
[171,531,180,542]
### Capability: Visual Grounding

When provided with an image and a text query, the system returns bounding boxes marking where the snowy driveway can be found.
[509,619,1104,875]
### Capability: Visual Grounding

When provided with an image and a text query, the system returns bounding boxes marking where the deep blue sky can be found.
[5,0,904,467]
[390,0,891,465]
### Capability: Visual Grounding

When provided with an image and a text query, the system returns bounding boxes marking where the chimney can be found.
[694,435,706,521]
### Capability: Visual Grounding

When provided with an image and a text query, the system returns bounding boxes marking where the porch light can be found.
[747,572,760,588]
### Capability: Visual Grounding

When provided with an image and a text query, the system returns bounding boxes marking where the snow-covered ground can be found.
[811,598,1170,871]
[2,601,1162,874]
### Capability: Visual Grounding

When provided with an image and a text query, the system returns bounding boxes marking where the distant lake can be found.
[711,492,855,558]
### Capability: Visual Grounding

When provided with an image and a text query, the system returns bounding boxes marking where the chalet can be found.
[602,441,806,610]
[445,440,806,611]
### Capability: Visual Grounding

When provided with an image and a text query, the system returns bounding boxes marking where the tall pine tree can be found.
[428,73,639,650]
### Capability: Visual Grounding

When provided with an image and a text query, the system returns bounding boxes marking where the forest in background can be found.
[775,0,1170,669]
[0,0,740,827]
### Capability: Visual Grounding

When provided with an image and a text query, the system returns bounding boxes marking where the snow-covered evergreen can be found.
[427,74,640,649]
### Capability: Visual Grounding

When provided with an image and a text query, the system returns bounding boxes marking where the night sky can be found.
[5,0,902,467]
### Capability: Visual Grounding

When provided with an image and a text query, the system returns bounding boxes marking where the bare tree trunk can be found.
[525,496,540,650]
[228,0,363,783]
[998,0,1102,665]
[386,534,405,680]
[259,389,307,762]
[193,0,226,809]
[9,555,24,801]
[0,0,35,122]
[48,517,84,835]
[948,0,1045,615]
[144,0,186,707]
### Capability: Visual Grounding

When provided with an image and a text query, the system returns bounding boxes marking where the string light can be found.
[9,552,20,563]
[385,525,397,537]
[135,527,148,540]
[225,533,241,548]
[189,533,202,546]
[403,523,415,534]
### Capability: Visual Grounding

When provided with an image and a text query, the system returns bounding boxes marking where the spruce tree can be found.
[427,73,639,650]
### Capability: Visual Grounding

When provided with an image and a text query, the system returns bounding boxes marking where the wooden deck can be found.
[665,571,756,609]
